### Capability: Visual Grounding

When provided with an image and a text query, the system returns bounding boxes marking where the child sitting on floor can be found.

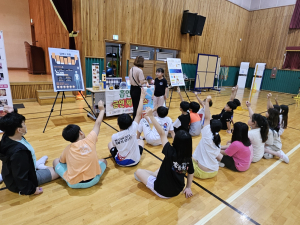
[217,122,253,172]
[54,100,107,189]
[246,101,269,163]
[212,86,240,133]
[107,88,146,166]
[134,107,194,199]
[267,93,289,136]
[137,106,175,146]
[195,92,213,132]
[263,94,289,163]
[176,87,201,136]
[192,95,222,179]
[172,87,190,133]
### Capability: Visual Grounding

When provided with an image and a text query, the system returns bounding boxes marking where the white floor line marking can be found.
[195,143,300,225]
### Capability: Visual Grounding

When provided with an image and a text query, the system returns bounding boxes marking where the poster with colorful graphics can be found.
[167,58,185,87]
[48,47,84,92]
[105,87,154,117]
[0,31,13,116]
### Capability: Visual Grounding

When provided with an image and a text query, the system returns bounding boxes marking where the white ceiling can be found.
[227,0,296,11]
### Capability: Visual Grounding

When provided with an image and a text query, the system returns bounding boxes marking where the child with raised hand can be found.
[54,100,107,189]
[108,88,146,166]
[153,68,168,116]
[172,87,190,133]
[246,101,269,162]
[212,101,237,133]
[194,92,213,130]
[217,122,253,172]
[192,95,222,179]
[263,95,289,163]
[134,107,194,199]
[177,87,201,136]
[267,93,289,136]
[137,106,175,146]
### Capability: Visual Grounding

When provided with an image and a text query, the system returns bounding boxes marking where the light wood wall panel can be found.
[28,0,82,74]
[82,0,250,69]
[242,5,295,69]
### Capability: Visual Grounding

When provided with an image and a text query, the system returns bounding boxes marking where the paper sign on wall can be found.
[48,47,85,92]
[0,31,13,116]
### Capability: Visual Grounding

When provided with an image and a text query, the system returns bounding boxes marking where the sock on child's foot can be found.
[134,172,141,182]
[0,174,3,183]
[36,156,48,169]
[279,150,289,164]
[263,153,273,159]
[219,162,225,168]
[37,163,48,170]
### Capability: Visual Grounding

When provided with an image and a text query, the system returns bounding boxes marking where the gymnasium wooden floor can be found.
[0,87,299,225]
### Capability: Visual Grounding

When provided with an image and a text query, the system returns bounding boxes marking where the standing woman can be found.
[129,56,146,119]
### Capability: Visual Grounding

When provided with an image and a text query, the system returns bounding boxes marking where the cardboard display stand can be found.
[194,53,219,90]
[237,62,250,88]
[250,63,266,91]
[0,31,13,115]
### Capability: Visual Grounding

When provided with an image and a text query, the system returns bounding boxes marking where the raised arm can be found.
[203,95,212,127]
[134,88,146,124]
[246,101,254,118]
[177,87,184,102]
[194,92,204,108]
[92,100,105,136]
[145,107,168,146]
[230,85,238,101]
[275,97,279,106]
[267,93,274,110]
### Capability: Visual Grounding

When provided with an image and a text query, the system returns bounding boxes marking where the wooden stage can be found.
[0,88,300,224]
[9,69,53,102]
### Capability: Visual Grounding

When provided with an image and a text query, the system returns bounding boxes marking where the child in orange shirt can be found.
[53,100,107,189]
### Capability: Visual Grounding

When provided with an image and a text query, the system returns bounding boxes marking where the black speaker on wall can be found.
[181,10,197,34]
[190,15,206,36]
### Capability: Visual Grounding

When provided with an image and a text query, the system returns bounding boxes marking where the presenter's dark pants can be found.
[130,85,141,120]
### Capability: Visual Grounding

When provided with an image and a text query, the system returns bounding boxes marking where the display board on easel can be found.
[48,47,85,92]
[194,53,219,90]
[166,58,185,87]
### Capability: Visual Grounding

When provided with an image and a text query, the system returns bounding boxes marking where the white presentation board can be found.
[0,31,13,115]
[250,63,266,91]
[167,58,185,87]
[48,48,84,92]
[237,62,250,88]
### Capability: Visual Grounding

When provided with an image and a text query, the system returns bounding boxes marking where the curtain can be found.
[290,0,300,29]
[282,51,300,69]
[50,0,76,50]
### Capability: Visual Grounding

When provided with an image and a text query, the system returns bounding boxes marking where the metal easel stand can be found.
[168,85,191,108]
[43,91,65,133]
[43,91,98,133]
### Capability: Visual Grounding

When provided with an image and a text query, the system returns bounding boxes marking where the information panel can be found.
[0,31,13,115]
[167,58,185,87]
[48,47,84,92]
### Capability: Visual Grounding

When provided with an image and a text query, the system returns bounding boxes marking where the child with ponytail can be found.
[267,94,289,136]
[217,122,253,172]
[263,94,289,163]
[192,96,222,179]
[246,101,269,162]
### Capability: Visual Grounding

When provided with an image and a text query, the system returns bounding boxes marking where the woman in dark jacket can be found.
[0,106,59,195]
